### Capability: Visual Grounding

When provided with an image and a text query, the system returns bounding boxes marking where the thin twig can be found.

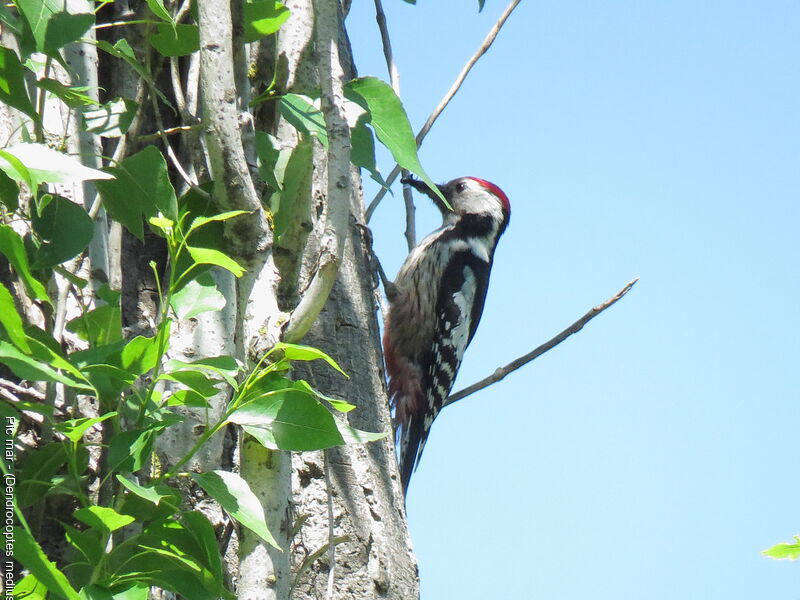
[169,56,189,118]
[52,254,88,344]
[374,0,400,91]
[147,70,198,190]
[444,278,639,408]
[136,125,202,143]
[174,0,192,23]
[288,536,349,597]
[373,0,416,249]
[401,179,416,250]
[416,0,522,149]
[365,0,522,222]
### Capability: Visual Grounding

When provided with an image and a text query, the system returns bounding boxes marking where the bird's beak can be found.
[401,176,448,213]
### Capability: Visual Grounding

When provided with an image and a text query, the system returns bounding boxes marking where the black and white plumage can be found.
[383,176,510,492]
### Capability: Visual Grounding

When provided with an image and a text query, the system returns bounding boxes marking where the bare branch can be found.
[282,0,351,343]
[146,52,198,191]
[415,0,522,148]
[374,0,400,92]
[365,0,522,222]
[373,0,416,249]
[444,278,639,408]
[136,125,202,142]
[0,378,46,401]
[401,179,416,250]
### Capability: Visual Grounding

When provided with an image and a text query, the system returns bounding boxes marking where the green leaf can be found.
[243,1,290,42]
[170,273,226,320]
[159,369,222,398]
[0,340,91,390]
[136,516,225,596]
[0,225,48,301]
[350,111,387,188]
[63,523,103,565]
[17,443,67,508]
[95,283,121,305]
[12,527,81,600]
[36,78,96,108]
[271,342,347,376]
[165,355,241,389]
[271,137,312,240]
[0,46,38,120]
[81,363,135,399]
[31,194,94,268]
[74,506,135,534]
[95,39,173,110]
[233,389,384,450]
[124,570,217,600]
[82,98,138,138]
[478,0,486,11]
[763,536,800,560]
[293,380,355,413]
[0,147,35,191]
[66,304,123,346]
[95,146,177,240]
[55,412,116,443]
[254,131,282,191]
[279,94,327,144]
[186,246,245,277]
[334,418,386,445]
[79,584,115,600]
[150,23,199,57]
[108,429,154,473]
[0,282,31,352]
[228,389,346,450]
[145,0,175,26]
[116,474,175,506]
[120,335,160,378]
[191,470,280,549]
[15,0,94,52]
[0,143,114,185]
[110,584,149,600]
[180,511,225,594]
[0,168,19,210]
[345,76,445,204]
[165,389,209,407]
[187,210,250,235]
[13,574,48,600]
[148,214,174,233]
[26,333,92,382]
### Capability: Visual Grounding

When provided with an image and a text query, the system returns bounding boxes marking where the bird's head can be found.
[401,176,510,226]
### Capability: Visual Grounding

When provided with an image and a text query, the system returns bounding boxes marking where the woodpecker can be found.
[383,176,510,492]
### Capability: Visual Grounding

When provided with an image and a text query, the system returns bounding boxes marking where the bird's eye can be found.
[455,182,466,194]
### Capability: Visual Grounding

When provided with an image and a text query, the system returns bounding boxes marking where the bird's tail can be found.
[396,408,425,493]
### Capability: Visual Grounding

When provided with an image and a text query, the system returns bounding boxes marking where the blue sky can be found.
[347,2,799,598]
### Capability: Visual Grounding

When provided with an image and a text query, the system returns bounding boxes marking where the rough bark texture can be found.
[287,186,418,597]
[259,1,420,597]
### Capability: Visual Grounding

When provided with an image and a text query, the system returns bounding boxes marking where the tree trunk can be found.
[244,1,419,597]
